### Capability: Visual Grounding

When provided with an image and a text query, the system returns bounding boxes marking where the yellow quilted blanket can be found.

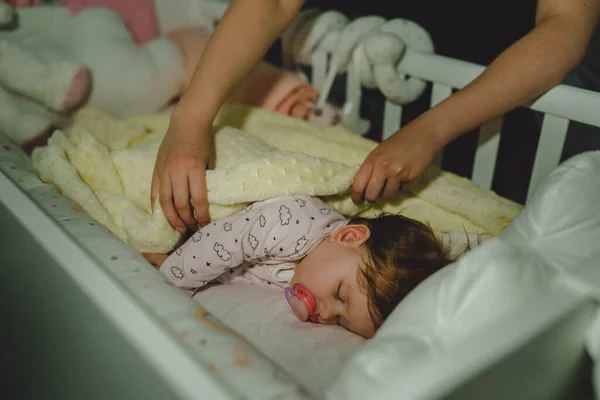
[31,105,522,253]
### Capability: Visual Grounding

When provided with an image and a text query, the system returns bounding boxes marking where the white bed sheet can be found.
[195,283,364,394]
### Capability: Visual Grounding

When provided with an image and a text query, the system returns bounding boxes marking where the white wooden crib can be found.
[2,18,600,400]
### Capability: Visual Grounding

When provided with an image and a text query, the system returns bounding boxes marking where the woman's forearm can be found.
[173,0,304,128]
[411,0,600,149]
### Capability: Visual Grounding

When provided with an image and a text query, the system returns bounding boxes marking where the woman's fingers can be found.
[150,169,160,212]
[171,171,197,229]
[159,174,186,234]
[382,175,403,199]
[351,161,374,204]
[189,166,210,226]
[363,165,388,202]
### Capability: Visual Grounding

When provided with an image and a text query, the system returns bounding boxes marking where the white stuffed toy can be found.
[0,2,187,150]
[0,0,228,151]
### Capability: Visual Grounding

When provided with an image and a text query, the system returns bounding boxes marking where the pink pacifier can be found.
[285,283,318,323]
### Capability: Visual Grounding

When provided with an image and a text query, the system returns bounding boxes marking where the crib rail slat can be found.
[311,52,328,92]
[527,114,570,200]
[383,101,402,140]
[430,83,453,166]
[472,117,503,190]
[430,83,453,107]
[399,52,485,92]
[342,62,370,135]
[399,51,600,128]
[346,62,362,112]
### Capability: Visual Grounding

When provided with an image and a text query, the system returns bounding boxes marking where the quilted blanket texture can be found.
[31,105,522,253]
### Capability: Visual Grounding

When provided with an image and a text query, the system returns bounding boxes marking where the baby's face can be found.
[290,225,376,338]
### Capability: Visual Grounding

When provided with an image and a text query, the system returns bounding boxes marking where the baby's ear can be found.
[334,224,370,247]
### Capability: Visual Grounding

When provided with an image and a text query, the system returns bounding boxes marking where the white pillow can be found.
[328,151,600,400]
[500,151,600,273]
[194,283,365,396]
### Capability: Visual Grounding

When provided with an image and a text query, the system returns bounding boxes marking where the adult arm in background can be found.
[151,0,305,234]
[351,0,600,203]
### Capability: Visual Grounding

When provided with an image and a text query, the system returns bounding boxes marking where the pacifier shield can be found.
[285,287,310,321]
[285,284,317,323]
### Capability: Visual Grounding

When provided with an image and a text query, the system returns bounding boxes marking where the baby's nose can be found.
[317,301,338,325]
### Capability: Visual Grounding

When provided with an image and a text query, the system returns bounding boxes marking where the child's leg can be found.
[166,26,210,94]
[168,26,336,123]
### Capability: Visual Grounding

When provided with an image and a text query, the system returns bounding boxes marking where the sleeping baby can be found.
[144,195,466,338]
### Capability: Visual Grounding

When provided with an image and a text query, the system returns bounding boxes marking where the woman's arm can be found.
[152,0,305,233]
[417,0,600,149]
[351,0,600,203]
[173,0,305,126]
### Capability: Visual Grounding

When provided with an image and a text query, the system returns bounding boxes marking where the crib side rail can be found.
[0,171,234,400]
[310,50,600,202]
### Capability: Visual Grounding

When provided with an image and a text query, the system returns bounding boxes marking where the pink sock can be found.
[61,0,159,45]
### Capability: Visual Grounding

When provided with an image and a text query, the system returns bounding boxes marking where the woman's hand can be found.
[350,127,440,204]
[151,115,215,234]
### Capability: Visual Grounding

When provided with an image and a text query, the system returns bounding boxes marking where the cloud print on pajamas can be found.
[279,205,292,225]
[295,199,306,208]
[192,231,203,242]
[170,266,184,280]
[319,208,331,215]
[223,222,232,232]
[259,215,266,227]
[213,243,232,262]
[295,236,309,253]
[248,234,259,250]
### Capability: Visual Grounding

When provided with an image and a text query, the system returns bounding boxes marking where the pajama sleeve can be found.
[159,214,246,290]
[159,199,305,289]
